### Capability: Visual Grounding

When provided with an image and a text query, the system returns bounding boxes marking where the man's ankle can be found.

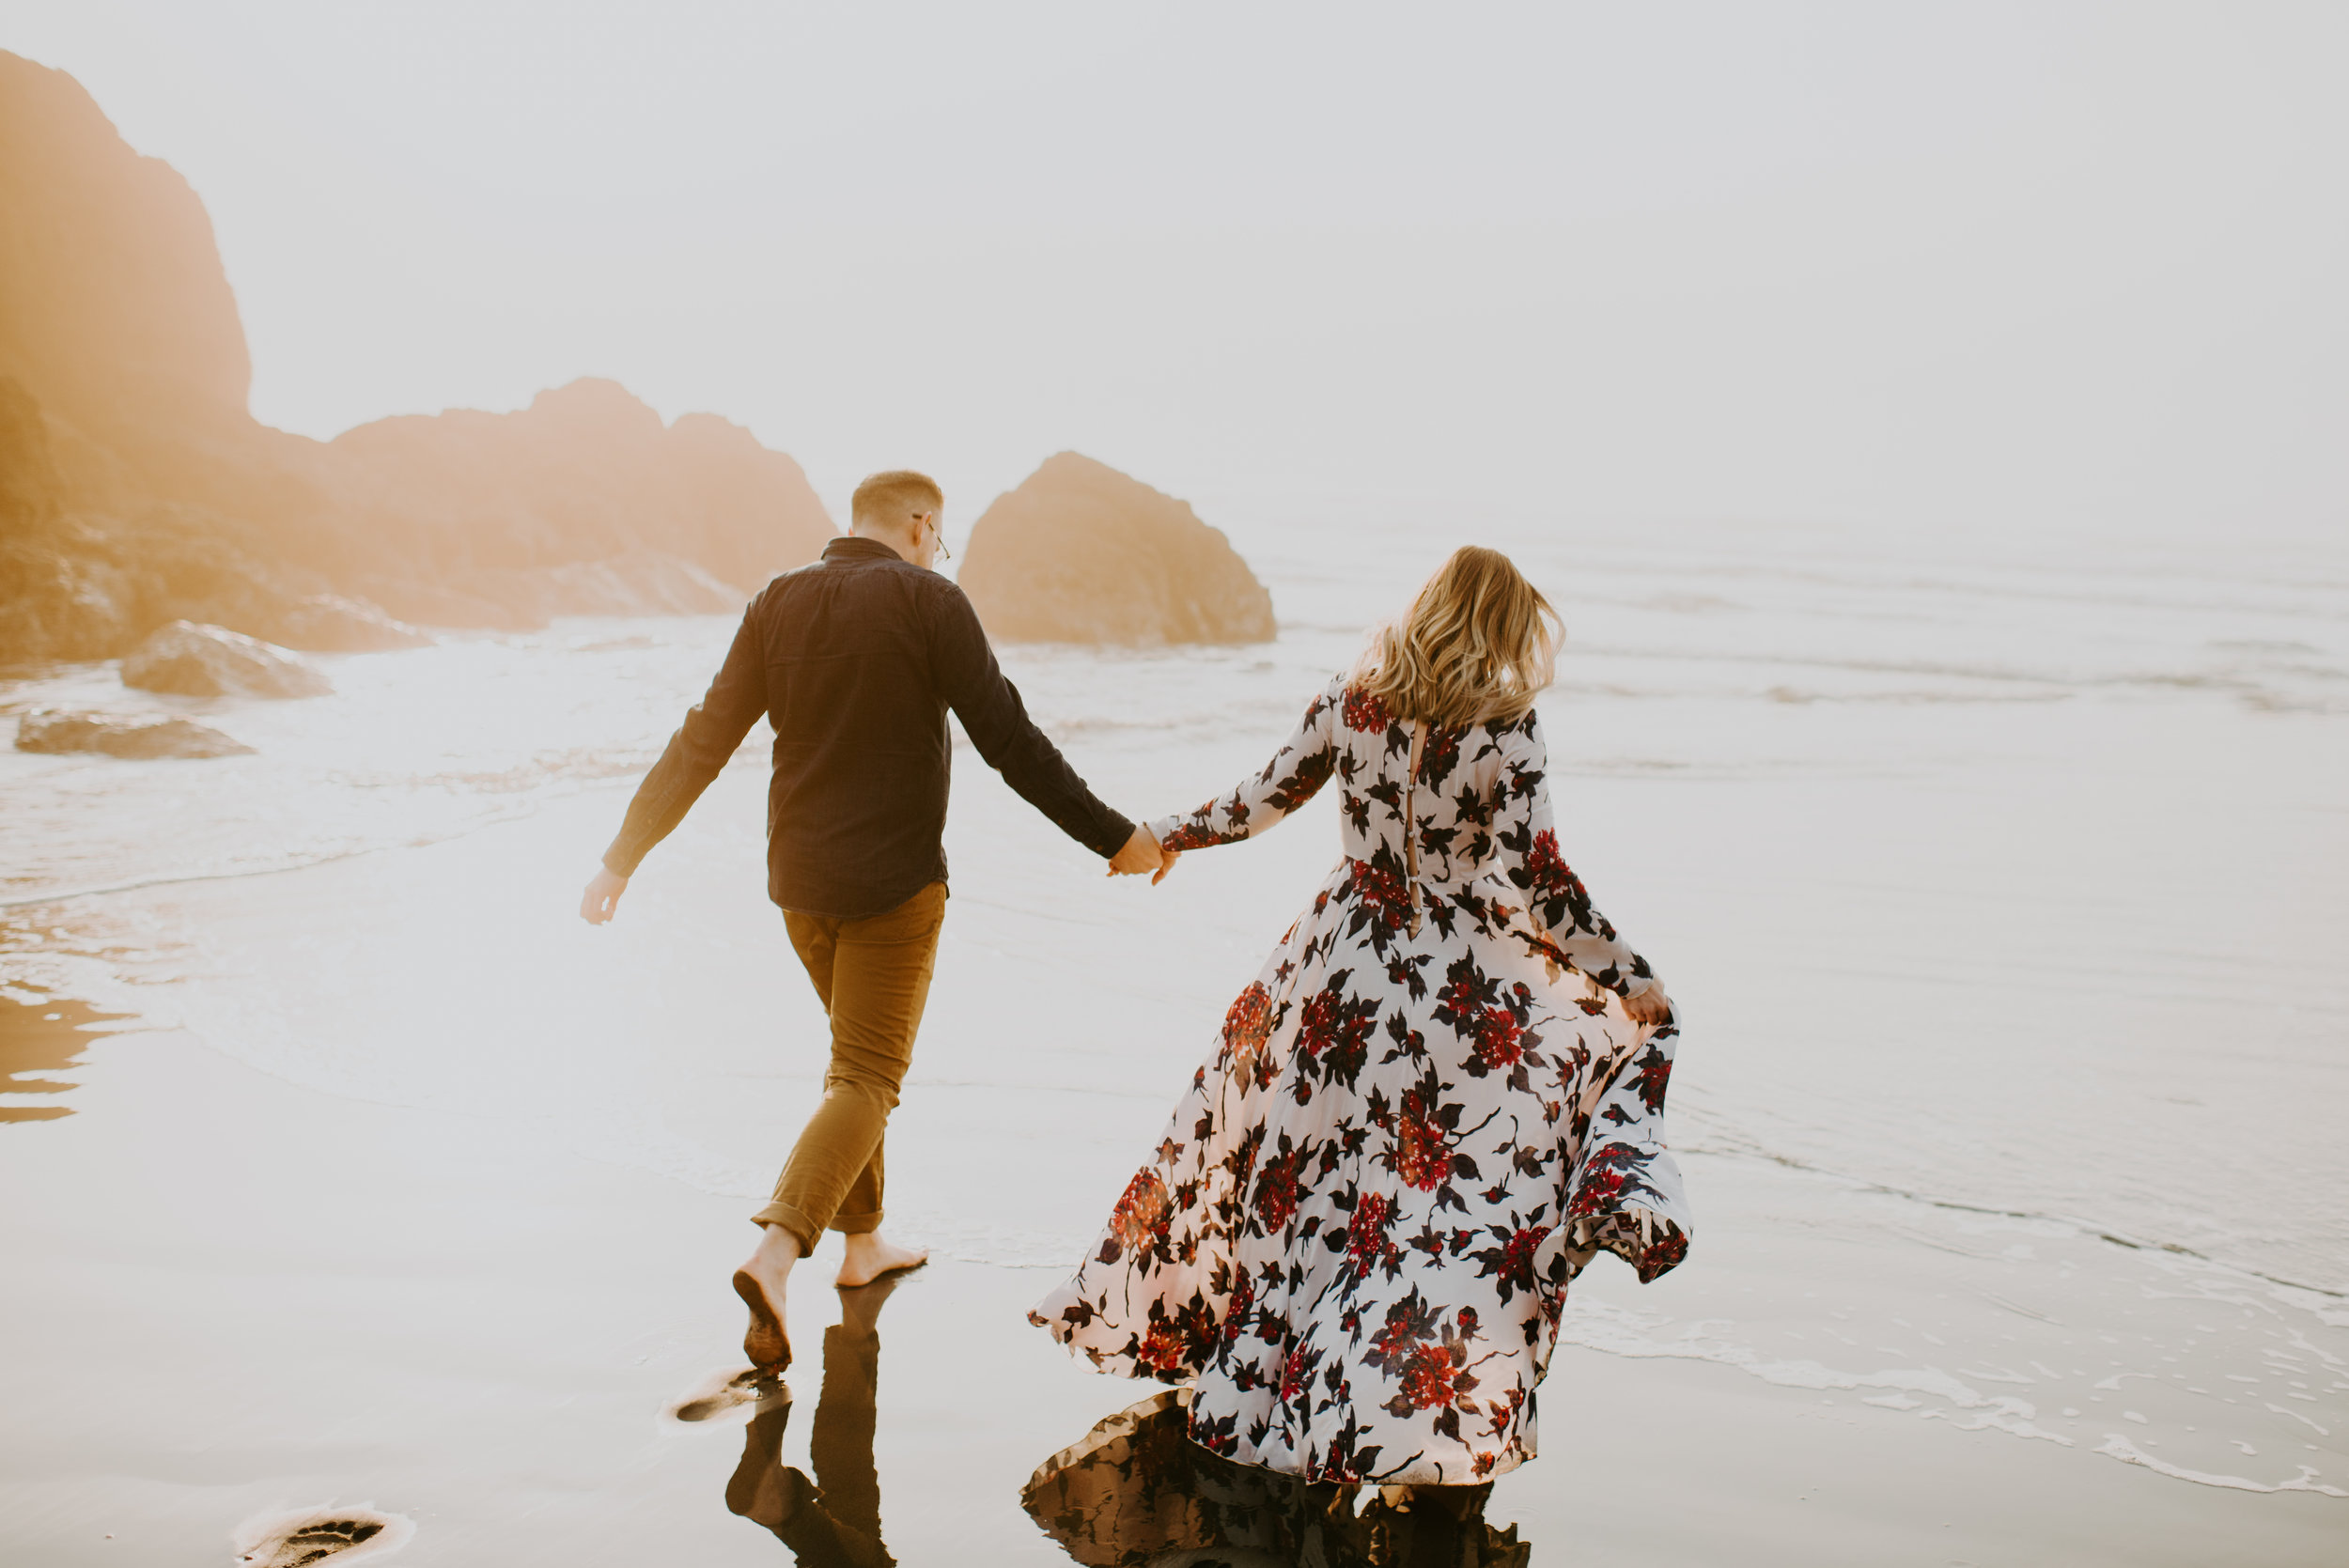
[750,1222,804,1271]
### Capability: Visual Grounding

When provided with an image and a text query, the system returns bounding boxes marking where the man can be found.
[580,469,1162,1371]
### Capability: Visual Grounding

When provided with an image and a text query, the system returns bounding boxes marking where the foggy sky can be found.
[8,1,2344,541]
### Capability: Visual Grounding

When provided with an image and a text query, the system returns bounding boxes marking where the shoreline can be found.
[9,854,2349,1302]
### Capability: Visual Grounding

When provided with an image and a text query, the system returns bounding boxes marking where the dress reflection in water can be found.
[1023,1389,1531,1568]
[1033,676,1692,1484]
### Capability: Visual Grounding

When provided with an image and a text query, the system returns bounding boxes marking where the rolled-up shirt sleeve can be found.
[929,585,1134,858]
[601,601,770,877]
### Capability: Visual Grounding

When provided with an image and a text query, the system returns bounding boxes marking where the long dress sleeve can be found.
[1492,709,1658,1001]
[1148,679,1342,851]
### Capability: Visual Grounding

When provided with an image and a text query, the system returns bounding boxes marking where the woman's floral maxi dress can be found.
[1032,675,1692,1486]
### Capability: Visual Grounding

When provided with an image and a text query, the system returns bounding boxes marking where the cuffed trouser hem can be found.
[752,1201,821,1253]
[751,1202,887,1249]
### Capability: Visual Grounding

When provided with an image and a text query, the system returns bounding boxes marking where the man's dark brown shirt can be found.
[603,536,1132,918]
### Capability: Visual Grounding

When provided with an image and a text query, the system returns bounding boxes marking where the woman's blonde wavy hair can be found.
[1353,546,1562,728]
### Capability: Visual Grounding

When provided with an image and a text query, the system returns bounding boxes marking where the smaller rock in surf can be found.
[13,709,255,758]
[118,620,332,699]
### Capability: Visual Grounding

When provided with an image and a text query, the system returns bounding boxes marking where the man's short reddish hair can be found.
[851,470,943,529]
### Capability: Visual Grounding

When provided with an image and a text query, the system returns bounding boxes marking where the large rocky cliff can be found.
[0,51,832,661]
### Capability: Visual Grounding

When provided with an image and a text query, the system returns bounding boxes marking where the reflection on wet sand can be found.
[0,991,132,1122]
[1022,1391,1532,1568]
[711,1267,1528,1567]
[723,1274,901,1567]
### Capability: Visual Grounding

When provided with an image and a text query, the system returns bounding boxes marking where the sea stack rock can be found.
[957,453,1276,645]
[15,710,253,758]
[119,621,331,699]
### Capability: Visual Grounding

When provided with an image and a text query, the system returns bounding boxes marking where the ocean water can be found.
[3,512,2344,1501]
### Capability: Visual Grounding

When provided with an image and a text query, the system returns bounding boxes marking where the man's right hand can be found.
[580,866,629,924]
[1107,827,1164,877]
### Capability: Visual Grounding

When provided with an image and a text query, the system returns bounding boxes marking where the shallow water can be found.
[3,512,2343,1503]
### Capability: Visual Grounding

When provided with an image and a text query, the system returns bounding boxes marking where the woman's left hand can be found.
[1151,848,1181,886]
[1623,984,1673,1027]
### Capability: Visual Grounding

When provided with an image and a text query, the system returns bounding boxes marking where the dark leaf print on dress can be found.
[1032,675,1690,1484]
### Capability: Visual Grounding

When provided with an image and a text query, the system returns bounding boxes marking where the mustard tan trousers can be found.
[751,881,946,1250]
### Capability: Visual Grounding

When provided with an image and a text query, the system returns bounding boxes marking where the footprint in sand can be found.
[665,1365,786,1425]
[232,1507,413,1567]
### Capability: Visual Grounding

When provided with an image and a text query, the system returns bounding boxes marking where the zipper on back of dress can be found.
[1403,721,1426,938]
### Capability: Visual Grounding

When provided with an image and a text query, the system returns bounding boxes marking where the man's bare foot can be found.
[723,1390,804,1531]
[836,1266,908,1337]
[836,1230,927,1289]
[735,1224,801,1370]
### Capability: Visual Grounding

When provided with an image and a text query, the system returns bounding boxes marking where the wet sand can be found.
[5,536,2346,1562]
[0,992,132,1123]
[2,1011,2341,1565]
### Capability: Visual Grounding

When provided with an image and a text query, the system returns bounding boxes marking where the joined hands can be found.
[1108,826,1178,885]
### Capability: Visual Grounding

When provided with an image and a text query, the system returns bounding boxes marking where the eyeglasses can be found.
[916,512,951,563]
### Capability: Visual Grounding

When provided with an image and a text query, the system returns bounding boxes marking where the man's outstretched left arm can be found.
[929,586,1147,868]
[583,602,769,922]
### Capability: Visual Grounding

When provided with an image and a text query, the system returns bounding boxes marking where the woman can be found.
[1033,545,1690,1486]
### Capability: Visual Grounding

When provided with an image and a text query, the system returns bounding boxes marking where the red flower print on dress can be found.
[1417,723,1462,787]
[1224,983,1273,1052]
[1346,1191,1399,1278]
[1222,982,1275,1082]
[1159,818,1227,852]
[1368,1289,1439,1368]
[1471,1006,1522,1072]
[1297,988,1342,1059]
[1138,1319,1185,1374]
[1479,1385,1529,1445]
[1348,856,1410,930]
[1294,972,1379,1091]
[1569,1143,1660,1220]
[1433,955,1535,1082]
[1568,1163,1625,1218]
[1252,1140,1308,1234]
[1640,1225,1689,1281]
[1280,1344,1312,1401]
[1469,1223,1553,1303]
[1629,1040,1672,1112]
[1265,749,1335,814]
[1099,1168,1173,1263]
[1388,1343,1467,1414]
[1389,1085,1457,1191]
[1221,1267,1256,1344]
[1342,686,1392,734]
[1523,827,1571,893]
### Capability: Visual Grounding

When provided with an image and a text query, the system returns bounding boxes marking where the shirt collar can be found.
[822,536,906,565]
